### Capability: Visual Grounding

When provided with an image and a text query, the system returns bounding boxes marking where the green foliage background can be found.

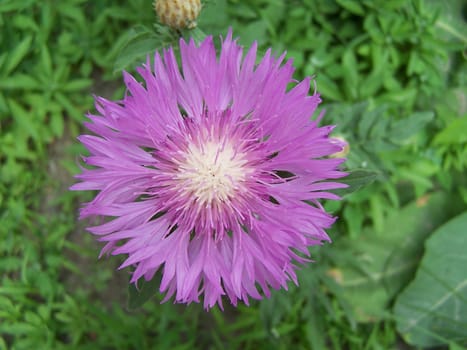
[0,0,466,349]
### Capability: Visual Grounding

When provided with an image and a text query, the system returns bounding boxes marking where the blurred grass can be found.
[1,0,466,349]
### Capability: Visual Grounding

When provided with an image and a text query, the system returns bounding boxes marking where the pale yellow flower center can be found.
[176,141,250,205]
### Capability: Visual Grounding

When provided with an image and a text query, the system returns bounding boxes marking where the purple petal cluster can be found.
[72,31,347,309]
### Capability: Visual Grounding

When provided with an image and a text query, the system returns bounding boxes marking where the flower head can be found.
[72,31,347,309]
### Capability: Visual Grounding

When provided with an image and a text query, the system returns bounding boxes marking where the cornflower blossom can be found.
[71,31,347,309]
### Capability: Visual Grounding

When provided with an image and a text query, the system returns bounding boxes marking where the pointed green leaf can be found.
[4,35,32,75]
[8,99,39,141]
[114,37,161,73]
[336,0,365,15]
[0,74,40,90]
[342,49,359,100]
[62,79,92,92]
[434,117,467,145]
[334,169,379,196]
[316,73,344,101]
[389,111,434,143]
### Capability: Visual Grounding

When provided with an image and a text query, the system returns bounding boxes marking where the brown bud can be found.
[154,0,202,29]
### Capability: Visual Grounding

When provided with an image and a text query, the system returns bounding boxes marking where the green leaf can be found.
[359,68,385,98]
[3,35,32,75]
[334,169,379,196]
[50,112,64,138]
[62,79,92,92]
[0,0,34,12]
[316,73,344,101]
[369,192,385,232]
[182,27,207,45]
[8,99,39,141]
[358,105,385,139]
[336,0,365,15]
[114,37,161,73]
[127,277,160,310]
[381,88,417,105]
[40,44,53,77]
[0,74,39,90]
[343,204,365,239]
[360,47,388,98]
[426,0,467,44]
[394,211,467,347]
[331,192,464,322]
[434,117,467,145]
[388,111,434,143]
[12,14,38,32]
[112,25,172,73]
[54,92,83,121]
[236,20,268,47]
[197,0,228,32]
[342,49,359,100]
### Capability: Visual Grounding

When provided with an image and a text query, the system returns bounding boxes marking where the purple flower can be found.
[71,31,347,309]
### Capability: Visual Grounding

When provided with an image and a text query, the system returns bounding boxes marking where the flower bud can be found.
[330,136,350,158]
[154,0,202,29]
